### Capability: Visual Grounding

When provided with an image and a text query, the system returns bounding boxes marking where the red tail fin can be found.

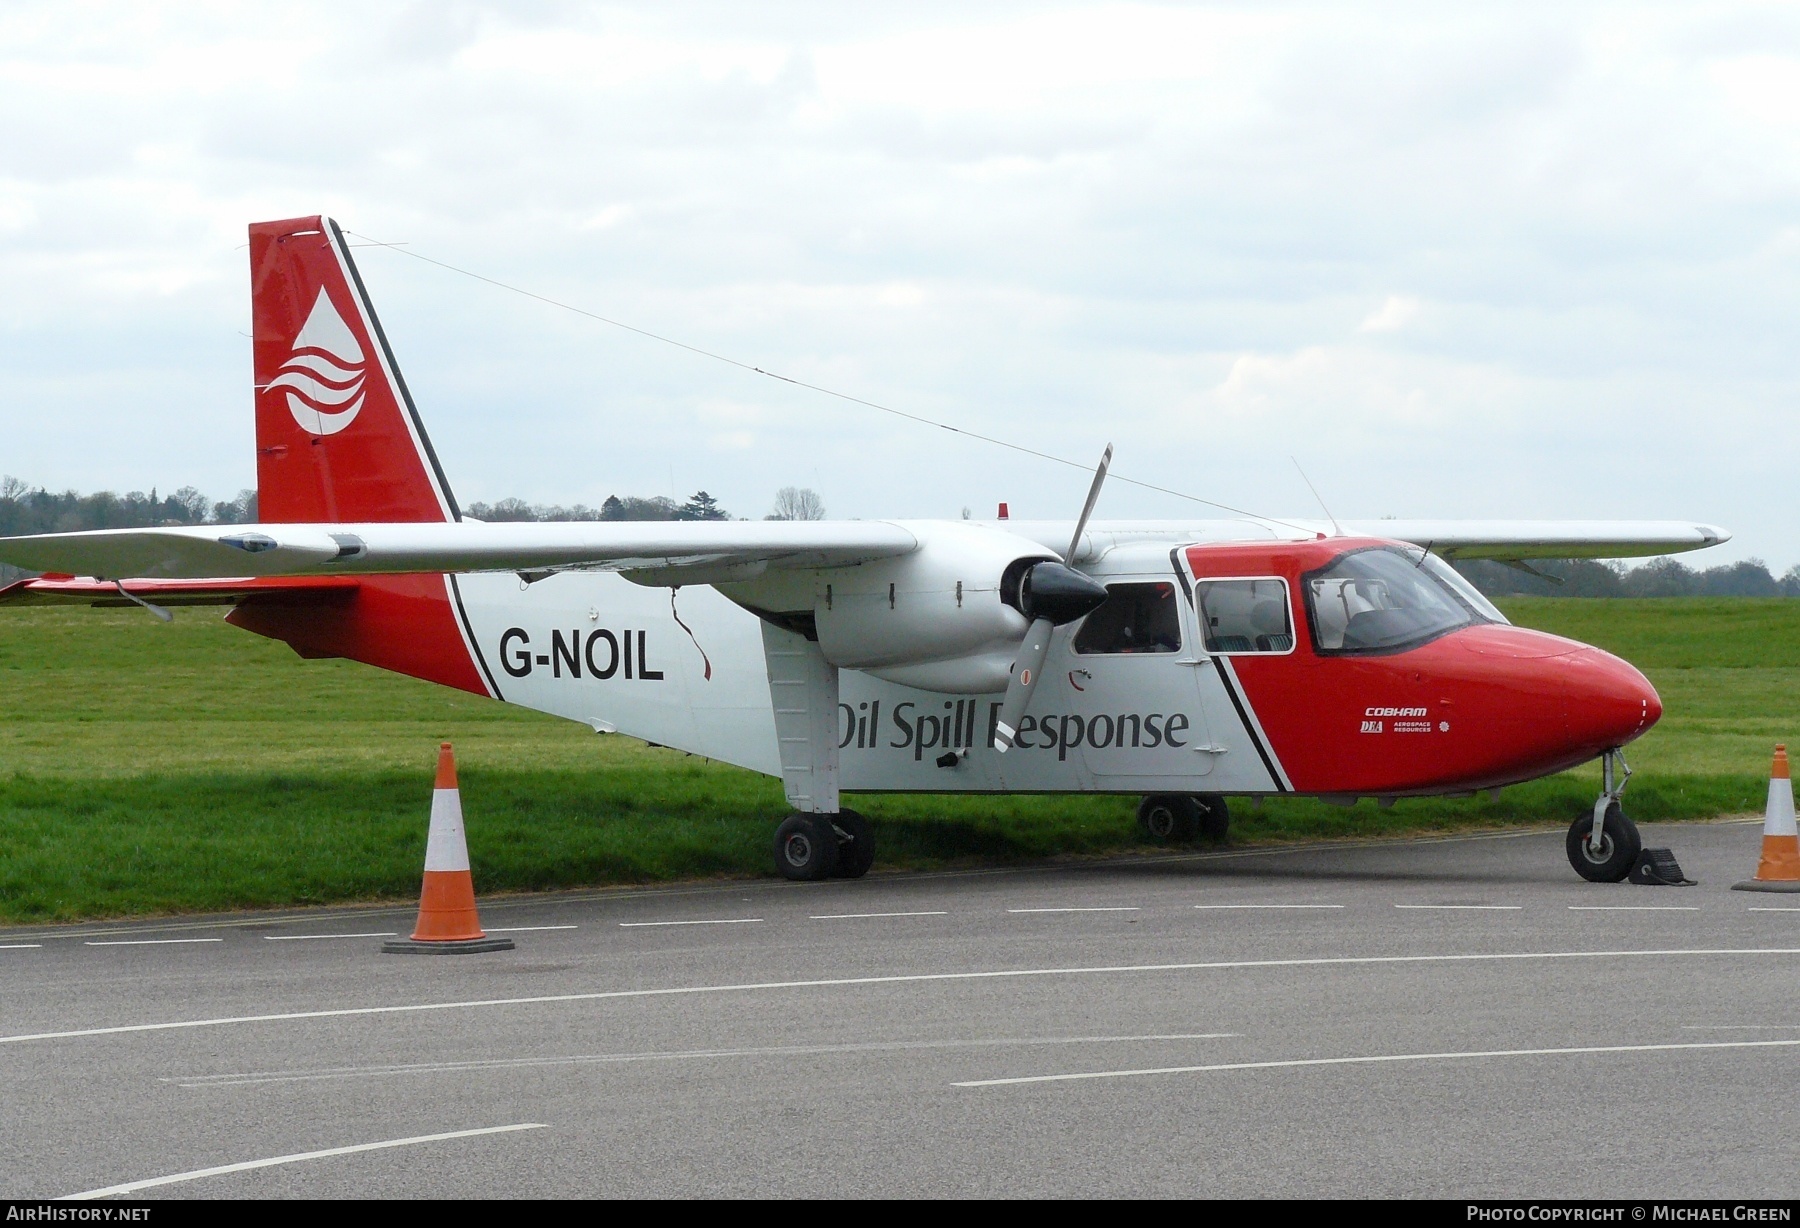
[251,216,459,524]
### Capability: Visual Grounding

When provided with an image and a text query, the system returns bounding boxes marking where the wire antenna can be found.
[1290,456,1341,537]
[347,231,1314,533]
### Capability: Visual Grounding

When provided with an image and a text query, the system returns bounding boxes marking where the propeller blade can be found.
[995,445,1114,754]
[993,616,1055,753]
[1065,443,1113,563]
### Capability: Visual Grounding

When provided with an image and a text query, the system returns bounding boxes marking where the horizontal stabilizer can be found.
[0,575,359,607]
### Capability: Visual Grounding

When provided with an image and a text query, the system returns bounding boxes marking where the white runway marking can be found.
[618,918,761,928]
[60,1123,547,1199]
[1008,907,1140,913]
[1193,904,1344,910]
[83,938,225,946]
[1683,1024,1800,1030]
[953,1038,1800,1088]
[1568,906,1700,911]
[0,944,42,950]
[484,926,578,933]
[1394,905,1521,911]
[265,932,399,942]
[168,1034,1242,1088]
[1748,907,1800,912]
[810,911,949,920]
[6,947,1799,1048]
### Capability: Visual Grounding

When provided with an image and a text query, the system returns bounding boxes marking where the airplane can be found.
[0,215,1732,886]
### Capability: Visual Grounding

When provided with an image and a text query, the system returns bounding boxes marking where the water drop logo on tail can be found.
[268,288,367,436]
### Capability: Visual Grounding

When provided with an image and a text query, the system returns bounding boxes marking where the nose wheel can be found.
[1566,748,1641,882]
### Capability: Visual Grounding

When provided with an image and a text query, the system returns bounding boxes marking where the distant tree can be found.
[680,490,728,521]
[169,487,211,524]
[1620,557,1696,598]
[211,489,257,524]
[601,495,685,521]
[1697,559,1780,597]
[767,486,826,521]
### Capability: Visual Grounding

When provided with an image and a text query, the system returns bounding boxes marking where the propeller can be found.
[993,444,1113,753]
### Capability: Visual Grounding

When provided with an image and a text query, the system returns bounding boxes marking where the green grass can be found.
[0,598,1793,922]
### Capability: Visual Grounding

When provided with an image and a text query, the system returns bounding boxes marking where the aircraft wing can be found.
[0,520,921,581]
[1337,520,1732,561]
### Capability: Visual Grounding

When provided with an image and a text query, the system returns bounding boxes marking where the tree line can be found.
[1452,557,1800,599]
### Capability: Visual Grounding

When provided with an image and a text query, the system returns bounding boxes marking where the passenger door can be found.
[1067,576,1216,779]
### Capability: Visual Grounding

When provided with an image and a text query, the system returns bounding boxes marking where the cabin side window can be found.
[1072,581,1182,655]
[1194,577,1294,655]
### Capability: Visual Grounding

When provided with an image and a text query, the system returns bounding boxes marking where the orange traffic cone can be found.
[382,744,515,953]
[1733,745,1800,893]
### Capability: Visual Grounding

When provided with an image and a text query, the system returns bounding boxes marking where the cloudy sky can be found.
[1,2,1795,566]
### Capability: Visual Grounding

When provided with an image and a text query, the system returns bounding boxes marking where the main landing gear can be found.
[1138,794,1230,845]
[774,810,875,882]
[1566,747,1642,883]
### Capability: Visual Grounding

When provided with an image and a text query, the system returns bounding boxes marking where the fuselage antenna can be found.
[1290,456,1342,537]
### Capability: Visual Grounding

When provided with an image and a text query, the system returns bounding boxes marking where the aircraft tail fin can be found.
[250,216,460,524]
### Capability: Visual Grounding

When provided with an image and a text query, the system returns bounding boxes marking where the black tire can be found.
[1139,794,1200,843]
[1194,794,1230,843]
[774,814,840,881]
[1566,802,1641,883]
[831,809,876,879]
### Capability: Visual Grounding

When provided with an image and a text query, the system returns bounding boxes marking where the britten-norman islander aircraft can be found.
[0,217,1732,885]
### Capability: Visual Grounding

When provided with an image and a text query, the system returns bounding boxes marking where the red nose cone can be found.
[1563,648,1660,752]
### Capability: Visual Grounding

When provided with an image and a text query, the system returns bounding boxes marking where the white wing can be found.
[1336,520,1731,560]
[0,515,1730,582]
[0,520,919,581]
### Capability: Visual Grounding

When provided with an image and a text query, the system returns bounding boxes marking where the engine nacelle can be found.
[722,521,1054,694]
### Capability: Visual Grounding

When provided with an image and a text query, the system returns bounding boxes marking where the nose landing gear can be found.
[1566,747,1641,882]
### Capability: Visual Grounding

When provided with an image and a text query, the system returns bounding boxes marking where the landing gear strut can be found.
[773,810,875,881]
[1566,747,1641,882]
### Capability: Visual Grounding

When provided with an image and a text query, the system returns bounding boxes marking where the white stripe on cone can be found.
[1767,775,1797,839]
[422,788,471,873]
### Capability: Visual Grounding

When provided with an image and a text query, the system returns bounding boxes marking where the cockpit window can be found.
[1195,578,1294,654]
[1073,582,1181,655]
[1304,546,1498,655]
[1417,551,1510,625]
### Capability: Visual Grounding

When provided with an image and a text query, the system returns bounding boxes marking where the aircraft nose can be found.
[1562,648,1661,750]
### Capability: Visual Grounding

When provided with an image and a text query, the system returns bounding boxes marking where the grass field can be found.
[1,597,1795,921]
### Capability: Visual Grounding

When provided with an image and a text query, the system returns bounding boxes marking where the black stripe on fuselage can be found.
[1210,656,1286,792]
[447,574,504,702]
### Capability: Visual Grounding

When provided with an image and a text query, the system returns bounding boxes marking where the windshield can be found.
[1304,546,1497,655]
[1417,550,1509,625]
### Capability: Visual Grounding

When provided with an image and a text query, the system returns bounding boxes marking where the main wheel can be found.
[1566,802,1641,883]
[774,814,840,881]
[1139,794,1200,843]
[831,809,876,879]
[1194,794,1230,843]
